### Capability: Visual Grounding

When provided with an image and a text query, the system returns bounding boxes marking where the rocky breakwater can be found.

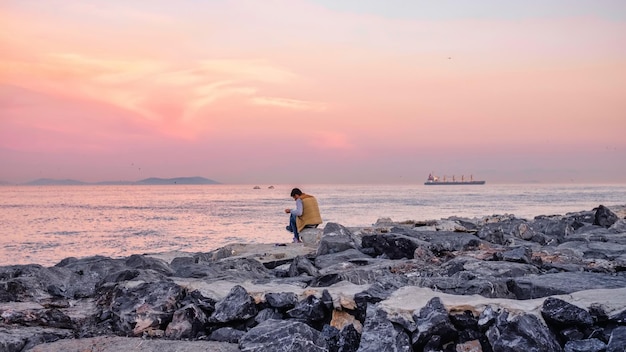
[2,205,626,352]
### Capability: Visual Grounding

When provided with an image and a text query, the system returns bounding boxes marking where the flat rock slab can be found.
[380,286,626,319]
[28,336,240,352]
[172,278,369,303]
[147,243,316,265]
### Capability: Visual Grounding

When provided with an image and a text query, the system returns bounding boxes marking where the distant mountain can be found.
[135,177,220,185]
[21,177,220,186]
[25,178,87,186]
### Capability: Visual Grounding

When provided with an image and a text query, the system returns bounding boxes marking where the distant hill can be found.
[25,178,87,186]
[21,177,220,186]
[135,177,220,185]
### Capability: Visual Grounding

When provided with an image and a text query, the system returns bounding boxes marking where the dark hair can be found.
[290,188,302,197]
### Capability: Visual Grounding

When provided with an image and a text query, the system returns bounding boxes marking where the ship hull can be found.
[424,181,485,185]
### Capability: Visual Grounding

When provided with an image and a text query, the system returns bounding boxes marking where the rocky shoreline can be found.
[2,205,626,351]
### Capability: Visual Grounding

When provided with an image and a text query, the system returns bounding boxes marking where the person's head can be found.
[290,188,302,199]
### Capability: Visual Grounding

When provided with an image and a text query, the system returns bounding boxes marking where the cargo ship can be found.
[424,173,485,185]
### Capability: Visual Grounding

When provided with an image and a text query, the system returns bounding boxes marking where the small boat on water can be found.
[424,173,485,185]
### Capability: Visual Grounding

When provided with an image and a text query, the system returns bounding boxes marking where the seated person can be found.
[284,188,322,243]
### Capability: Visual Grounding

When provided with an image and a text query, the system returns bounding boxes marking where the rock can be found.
[607,325,626,352]
[495,246,533,264]
[209,285,258,323]
[265,292,298,309]
[594,205,619,228]
[165,303,208,339]
[96,281,185,336]
[541,297,594,329]
[357,304,411,352]
[316,223,360,256]
[27,336,240,352]
[301,227,324,246]
[286,294,329,324]
[486,311,562,352]
[209,327,245,343]
[361,232,426,259]
[564,338,606,352]
[315,248,373,269]
[239,319,328,352]
[288,255,319,277]
[508,272,626,299]
[339,324,361,352]
[411,297,458,349]
[0,326,74,352]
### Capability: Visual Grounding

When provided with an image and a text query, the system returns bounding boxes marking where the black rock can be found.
[593,205,619,228]
[542,297,594,331]
[358,304,411,352]
[564,338,606,352]
[209,285,258,323]
[209,327,245,343]
[265,292,298,309]
[486,311,562,352]
[239,319,328,352]
[411,297,457,349]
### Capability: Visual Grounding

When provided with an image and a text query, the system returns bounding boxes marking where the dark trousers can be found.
[289,213,299,240]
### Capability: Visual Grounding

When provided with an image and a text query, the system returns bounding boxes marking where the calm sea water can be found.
[1,183,625,267]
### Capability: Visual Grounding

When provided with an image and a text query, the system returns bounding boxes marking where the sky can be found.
[1,0,625,184]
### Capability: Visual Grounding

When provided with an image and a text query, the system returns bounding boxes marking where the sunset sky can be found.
[1,0,625,184]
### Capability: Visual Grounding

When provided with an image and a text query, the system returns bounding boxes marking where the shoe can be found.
[286,226,293,232]
[292,238,302,243]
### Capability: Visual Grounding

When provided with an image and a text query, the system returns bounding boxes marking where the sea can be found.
[1,183,625,267]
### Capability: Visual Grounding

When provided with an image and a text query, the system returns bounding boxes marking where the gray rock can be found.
[124,254,174,276]
[564,338,606,352]
[254,307,283,324]
[286,294,328,322]
[288,255,319,277]
[508,272,626,299]
[315,248,373,269]
[361,232,426,259]
[209,285,257,323]
[27,336,240,352]
[594,205,619,228]
[495,246,533,264]
[317,222,359,256]
[531,217,576,243]
[0,326,73,352]
[402,230,483,254]
[165,303,208,339]
[486,311,562,352]
[610,219,626,233]
[265,292,298,309]
[541,297,594,328]
[173,258,270,281]
[239,319,328,352]
[411,297,457,349]
[97,281,185,336]
[607,325,626,352]
[357,304,411,352]
[339,324,361,352]
[209,327,245,343]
